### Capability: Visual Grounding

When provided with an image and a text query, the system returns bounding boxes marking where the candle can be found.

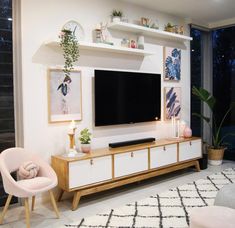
[68,120,76,134]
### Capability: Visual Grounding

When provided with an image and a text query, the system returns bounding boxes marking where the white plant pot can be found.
[81,144,91,153]
[112,16,121,23]
[208,159,223,166]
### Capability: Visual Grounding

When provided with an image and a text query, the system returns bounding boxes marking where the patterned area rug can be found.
[65,168,235,228]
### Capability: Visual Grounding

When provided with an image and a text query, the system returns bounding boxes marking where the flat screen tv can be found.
[95,70,161,126]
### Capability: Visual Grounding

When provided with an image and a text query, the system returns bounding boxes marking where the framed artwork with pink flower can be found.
[47,68,82,123]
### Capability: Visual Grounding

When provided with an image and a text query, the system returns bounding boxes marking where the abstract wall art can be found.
[163,47,181,81]
[164,87,181,120]
[48,69,82,123]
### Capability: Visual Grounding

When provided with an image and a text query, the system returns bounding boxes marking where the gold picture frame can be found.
[47,68,82,123]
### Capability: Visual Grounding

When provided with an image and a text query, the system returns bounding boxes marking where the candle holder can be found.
[171,116,180,138]
[67,121,77,157]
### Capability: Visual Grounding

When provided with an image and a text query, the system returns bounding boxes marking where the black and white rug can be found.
[65,168,235,228]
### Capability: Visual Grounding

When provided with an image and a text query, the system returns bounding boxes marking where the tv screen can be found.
[95,70,161,126]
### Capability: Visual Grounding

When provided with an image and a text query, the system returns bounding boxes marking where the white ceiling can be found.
[121,0,235,27]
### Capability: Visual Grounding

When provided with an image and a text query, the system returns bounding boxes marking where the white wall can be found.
[20,0,191,160]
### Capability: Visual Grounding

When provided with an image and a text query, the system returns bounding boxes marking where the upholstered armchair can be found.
[0,147,59,228]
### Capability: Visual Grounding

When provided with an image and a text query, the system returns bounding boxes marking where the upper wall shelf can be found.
[45,40,155,56]
[108,21,193,42]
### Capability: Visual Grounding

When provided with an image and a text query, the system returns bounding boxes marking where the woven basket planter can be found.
[208,147,225,166]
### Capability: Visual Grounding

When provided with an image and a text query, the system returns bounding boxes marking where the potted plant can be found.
[111,10,123,23]
[164,22,175,33]
[79,128,92,153]
[192,86,235,165]
[58,29,79,93]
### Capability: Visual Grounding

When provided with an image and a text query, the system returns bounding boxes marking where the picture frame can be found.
[164,87,181,120]
[129,38,137,48]
[47,68,82,123]
[163,47,181,81]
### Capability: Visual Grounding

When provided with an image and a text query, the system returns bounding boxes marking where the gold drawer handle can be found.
[163,146,166,151]
[90,159,93,165]
[131,152,134,158]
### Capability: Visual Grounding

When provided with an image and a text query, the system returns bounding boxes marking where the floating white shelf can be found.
[108,21,193,42]
[45,40,155,56]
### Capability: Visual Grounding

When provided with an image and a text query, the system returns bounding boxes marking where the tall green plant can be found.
[192,86,235,149]
[59,29,79,80]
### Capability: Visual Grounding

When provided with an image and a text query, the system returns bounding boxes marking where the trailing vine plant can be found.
[58,29,79,96]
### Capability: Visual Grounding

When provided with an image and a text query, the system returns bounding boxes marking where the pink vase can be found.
[183,126,192,138]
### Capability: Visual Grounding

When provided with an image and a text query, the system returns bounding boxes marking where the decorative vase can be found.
[81,144,91,153]
[112,16,121,23]
[183,126,192,138]
[137,35,144,49]
[208,147,225,166]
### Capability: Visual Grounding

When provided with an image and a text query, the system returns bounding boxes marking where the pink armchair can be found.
[0,147,59,228]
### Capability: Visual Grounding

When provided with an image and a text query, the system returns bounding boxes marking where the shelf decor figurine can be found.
[67,120,77,157]
[111,9,123,22]
[79,128,92,153]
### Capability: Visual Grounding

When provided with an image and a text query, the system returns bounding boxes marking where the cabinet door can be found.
[114,149,148,178]
[69,156,112,189]
[179,139,202,162]
[150,144,177,169]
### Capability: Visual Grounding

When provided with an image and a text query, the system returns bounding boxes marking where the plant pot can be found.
[208,147,225,166]
[81,144,91,153]
[199,153,208,170]
[112,16,121,23]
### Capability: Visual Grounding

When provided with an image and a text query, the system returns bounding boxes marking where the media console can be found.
[52,137,202,211]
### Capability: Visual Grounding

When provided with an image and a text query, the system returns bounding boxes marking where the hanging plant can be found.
[58,29,79,96]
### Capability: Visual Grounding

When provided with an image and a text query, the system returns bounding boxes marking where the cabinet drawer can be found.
[179,139,202,161]
[69,155,112,189]
[150,144,177,169]
[114,149,148,178]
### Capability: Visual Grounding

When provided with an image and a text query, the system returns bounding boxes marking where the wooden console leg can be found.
[57,189,64,202]
[72,191,81,211]
[195,160,201,172]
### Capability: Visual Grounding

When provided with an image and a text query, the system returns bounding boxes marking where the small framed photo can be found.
[47,68,82,123]
[164,87,181,120]
[129,39,137,48]
[140,17,150,27]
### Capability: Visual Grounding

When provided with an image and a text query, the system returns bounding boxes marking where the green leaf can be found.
[192,112,210,123]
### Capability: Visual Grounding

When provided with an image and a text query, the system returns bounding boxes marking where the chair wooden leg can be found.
[31,196,35,211]
[24,198,30,228]
[72,191,81,211]
[49,190,60,218]
[0,194,12,224]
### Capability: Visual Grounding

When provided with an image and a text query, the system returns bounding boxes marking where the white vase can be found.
[81,144,91,153]
[112,16,121,23]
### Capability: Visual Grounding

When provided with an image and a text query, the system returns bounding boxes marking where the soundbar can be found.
[109,137,155,148]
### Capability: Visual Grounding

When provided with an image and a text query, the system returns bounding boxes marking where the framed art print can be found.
[48,69,82,123]
[163,47,181,81]
[164,87,181,120]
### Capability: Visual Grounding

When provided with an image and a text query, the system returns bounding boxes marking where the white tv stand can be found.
[52,137,201,210]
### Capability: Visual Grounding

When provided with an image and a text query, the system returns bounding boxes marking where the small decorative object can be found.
[121,17,129,23]
[67,120,78,157]
[48,69,82,122]
[179,26,184,35]
[180,120,187,137]
[121,38,129,48]
[62,20,85,41]
[19,161,39,179]
[192,86,235,165]
[79,128,92,153]
[111,9,123,22]
[140,17,151,27]
[164,87,181,120]
[150,20,159,29]
[164,47,181,81]
[164,22,175,32]
[94,24,102,43]
[171,115,180,138]
[137,36,144,49]
[129,39,137,49]
[183,125,192,138]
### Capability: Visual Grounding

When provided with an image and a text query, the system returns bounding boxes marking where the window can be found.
[212,26,235,160]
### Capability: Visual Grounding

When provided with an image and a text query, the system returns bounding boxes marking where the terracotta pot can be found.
[208,147,225,166]
[81,144,91,153]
